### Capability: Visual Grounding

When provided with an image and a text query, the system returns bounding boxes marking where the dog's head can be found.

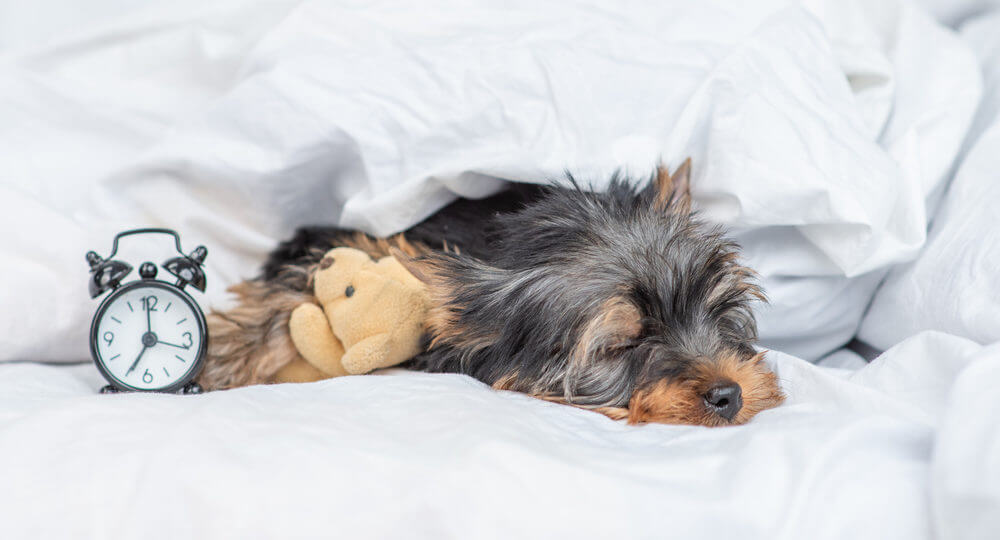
[400,160,784,426]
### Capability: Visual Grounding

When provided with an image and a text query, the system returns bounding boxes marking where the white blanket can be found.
[1,0,999,538]
[859,10,1000,349]
[0,0,982,363]
[0,331,997,539]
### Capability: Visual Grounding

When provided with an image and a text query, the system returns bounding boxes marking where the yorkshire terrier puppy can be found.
[201,160,784,426]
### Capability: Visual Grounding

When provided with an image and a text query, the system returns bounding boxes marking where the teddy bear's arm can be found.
[339,333,397,375]
[273,358,328,383]
[289,303,348,377]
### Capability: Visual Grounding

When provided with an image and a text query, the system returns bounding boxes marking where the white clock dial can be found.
[94,283,203,391]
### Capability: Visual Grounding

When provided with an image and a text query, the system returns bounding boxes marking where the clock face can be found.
[92,281,205,391]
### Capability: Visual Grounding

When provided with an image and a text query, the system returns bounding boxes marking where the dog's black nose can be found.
[703,382,742,421]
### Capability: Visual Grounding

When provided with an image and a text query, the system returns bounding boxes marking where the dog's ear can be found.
[574,297,642,362]
[560,296,643,406]
[653,157,692,213]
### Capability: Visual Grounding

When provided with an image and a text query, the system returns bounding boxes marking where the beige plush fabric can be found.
[276,248,428,382]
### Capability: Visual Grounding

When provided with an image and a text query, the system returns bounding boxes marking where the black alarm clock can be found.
[86,228,208,394]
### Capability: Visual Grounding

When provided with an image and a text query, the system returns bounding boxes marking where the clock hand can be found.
[156,340,190,350]
[145,298,152,333]
[126,346,149,376]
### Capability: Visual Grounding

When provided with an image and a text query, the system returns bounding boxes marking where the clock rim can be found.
[89,280,208,393]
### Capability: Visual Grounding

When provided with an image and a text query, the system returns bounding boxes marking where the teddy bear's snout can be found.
[345,285,355,297]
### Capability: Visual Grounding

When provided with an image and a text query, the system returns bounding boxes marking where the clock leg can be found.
[99,384,121,394]
[182,382,203,394]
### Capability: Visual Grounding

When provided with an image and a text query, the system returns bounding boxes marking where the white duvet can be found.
[1,0,999,538]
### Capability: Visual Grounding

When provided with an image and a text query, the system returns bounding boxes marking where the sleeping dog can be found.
[200,160,784,426]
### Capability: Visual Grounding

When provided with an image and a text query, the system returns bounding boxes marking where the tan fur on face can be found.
[517,352,784,428]
[626,351,784,426]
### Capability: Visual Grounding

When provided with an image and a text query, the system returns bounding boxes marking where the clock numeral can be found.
[142,369,153,384]
[182,332,193,348]
[103,331,114,346]
[141,295,158,312]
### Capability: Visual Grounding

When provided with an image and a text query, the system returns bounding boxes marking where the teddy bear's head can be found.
[313,247,375,305]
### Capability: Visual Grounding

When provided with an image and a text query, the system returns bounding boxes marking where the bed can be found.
[1,1,998,538]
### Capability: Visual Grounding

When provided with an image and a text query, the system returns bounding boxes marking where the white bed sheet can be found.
[0,332,997,539]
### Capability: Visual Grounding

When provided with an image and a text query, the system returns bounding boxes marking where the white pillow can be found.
[0,0,981,363]
[859,11,1000,350]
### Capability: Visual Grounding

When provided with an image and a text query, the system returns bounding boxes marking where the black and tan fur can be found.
[200,160,784,426]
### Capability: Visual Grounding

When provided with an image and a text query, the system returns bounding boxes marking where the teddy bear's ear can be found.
[322,247,375,269]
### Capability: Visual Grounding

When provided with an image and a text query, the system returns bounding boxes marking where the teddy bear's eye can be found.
[345,285,355,297]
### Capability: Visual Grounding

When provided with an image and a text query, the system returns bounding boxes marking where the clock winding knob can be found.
[139,262,158,280]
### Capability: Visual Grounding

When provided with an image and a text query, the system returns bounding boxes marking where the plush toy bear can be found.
[274,247,429,383]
